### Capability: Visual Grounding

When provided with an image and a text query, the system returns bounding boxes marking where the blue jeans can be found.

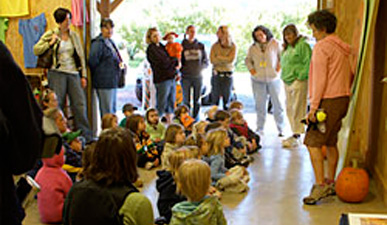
[154,79,176,116]
[211,72,233,109]
[251,78,285,133]
[48,70,92,141]
[95,88,117,118]
[182,76,202,120]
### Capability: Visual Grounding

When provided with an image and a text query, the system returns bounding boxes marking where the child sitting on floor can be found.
[119,103,138,128]
[205,105,218,123]
[145,108,166,143]
[229,109,261,154]
[228,100,244,111]
[62,130,83,181]
[162,124,186,169]
[35,149,72,224]
[156,149,189,224]
[214,110,252,166]
[41,89,59,110]
[127,114,160,169]
[192,120,208,137]
[170,159,227,225]
[206,128,249,193]
[173,105,195,135]
[101,113,118,130]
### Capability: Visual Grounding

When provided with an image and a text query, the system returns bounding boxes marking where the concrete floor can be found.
[23,115,387,225]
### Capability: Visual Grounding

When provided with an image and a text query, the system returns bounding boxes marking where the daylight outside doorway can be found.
[90,0,316,133]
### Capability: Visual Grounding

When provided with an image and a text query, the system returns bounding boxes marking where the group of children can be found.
[31,87,262,224]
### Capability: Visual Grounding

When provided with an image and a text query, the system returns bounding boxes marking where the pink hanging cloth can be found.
[71,0,89,27]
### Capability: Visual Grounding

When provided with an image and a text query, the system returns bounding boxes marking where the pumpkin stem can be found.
[352,158,358,168]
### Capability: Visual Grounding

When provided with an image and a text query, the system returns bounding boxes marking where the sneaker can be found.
[282,137,300,148]
[145,162,154,170]
[303,184,331,205]
[326,182,336,196]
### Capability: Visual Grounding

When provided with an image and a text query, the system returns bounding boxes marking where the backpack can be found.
[63,179,138,225]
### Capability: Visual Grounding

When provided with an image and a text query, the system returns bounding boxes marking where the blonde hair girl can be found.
[206,128,229,156]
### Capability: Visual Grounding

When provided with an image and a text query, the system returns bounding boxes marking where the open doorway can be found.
[90,0,316,132]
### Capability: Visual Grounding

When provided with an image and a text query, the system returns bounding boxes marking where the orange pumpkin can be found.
[335,160,369,203]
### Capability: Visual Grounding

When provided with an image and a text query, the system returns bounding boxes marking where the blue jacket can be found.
[89,35,121,88]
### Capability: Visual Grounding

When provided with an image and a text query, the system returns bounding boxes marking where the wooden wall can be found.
[371,0,387,205]
[4,0,88,74]
[334,0,372,165]
[332,0,387,204]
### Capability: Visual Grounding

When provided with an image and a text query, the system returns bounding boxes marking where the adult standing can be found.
[280,24,312,147]
[245,25,285,136]
[303,10,354,205]
[0,41,43,224]
[146,27,178,123]
[34,8,92,141]
[210,25,237,110]
[181,25,208,120]
[89,18,123,118]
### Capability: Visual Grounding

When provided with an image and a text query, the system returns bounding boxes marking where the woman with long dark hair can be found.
[245,25,285,136]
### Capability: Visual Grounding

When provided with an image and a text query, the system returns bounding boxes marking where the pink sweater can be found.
[308,35,354,110]
[35,148,73,223]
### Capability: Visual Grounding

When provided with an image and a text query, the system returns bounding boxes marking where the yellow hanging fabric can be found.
[0,0,29,17]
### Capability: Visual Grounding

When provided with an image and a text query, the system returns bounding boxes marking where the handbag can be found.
[36,47,53,68]
[118,64,127,88]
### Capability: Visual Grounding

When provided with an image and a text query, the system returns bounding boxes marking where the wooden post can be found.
[97,0,123,18]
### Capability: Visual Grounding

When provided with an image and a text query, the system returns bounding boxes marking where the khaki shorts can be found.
[304,96,350,148]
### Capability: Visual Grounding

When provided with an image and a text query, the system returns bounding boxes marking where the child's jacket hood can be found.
[42,147,65,168]
[170,196,226,224]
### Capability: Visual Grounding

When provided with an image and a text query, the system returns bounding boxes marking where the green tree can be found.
[119,23,148,60]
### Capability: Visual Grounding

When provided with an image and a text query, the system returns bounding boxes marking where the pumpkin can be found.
[335,159,369,203]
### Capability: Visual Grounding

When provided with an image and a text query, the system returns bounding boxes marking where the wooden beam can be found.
[96,0,123,18]
[110,0,123,13]
[97,0,111,18]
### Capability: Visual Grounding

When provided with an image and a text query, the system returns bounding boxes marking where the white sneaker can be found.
[282,137,300,148]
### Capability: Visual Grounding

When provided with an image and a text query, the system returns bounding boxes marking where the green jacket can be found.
[33,27,87,78]
[170,196,227,225]
[145,121,165,141]
[280,37,312,85]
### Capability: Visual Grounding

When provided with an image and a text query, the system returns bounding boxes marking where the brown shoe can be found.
[303,184,331,205]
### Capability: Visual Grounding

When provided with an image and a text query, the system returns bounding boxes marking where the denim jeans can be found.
[182,76,202,120]
[211,72,233,109]
[95,88,117,118]
[251,78,285,133]
[154,79,176,116]
[48,70,92,141]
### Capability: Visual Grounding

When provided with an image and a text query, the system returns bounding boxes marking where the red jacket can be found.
[35,148,72,223]
[229,122,249,138]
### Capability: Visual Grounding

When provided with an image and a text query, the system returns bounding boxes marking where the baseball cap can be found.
[122,103,138,113]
